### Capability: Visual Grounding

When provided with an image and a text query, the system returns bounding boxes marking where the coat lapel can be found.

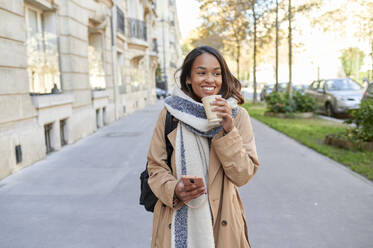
[208,145,220,188]
[167,127,177,175]
[167,126,177,150]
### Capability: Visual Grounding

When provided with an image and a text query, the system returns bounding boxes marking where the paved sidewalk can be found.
[0,101,372,248]
[242,113,373,248]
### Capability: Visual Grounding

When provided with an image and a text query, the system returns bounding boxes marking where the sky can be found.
[175,0,201,40]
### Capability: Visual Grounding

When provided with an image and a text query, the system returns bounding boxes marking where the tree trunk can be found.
[355,50,360,82]
[275,0,279,92]
[237,43,240,79]
[371,39,373,81]
[253,1,257,104]
[288,0,293,98]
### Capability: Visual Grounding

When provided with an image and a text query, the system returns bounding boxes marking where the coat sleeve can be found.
[212,107,259,186]
[147,108,179,208]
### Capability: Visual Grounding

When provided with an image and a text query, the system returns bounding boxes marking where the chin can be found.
[200,90,219,97]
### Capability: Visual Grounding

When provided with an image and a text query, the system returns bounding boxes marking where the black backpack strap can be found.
[165,111,178,170]
[139,110,178,212]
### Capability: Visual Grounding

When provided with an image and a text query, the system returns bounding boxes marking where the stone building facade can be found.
[0,0,181,180]
[154,0,182,91]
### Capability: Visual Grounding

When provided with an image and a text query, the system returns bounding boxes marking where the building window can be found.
[103,107,107,125]
[88,32,106,90]
[25,4,61,95]
[129,57,145,92]
[15,145,22,164]
[96,109,100,129]
[44,123,53,153]
[128,0,137,18]
[152,38,158,53]
[117,52,126,94]
[60,119,67,146]
[117,7,125,34]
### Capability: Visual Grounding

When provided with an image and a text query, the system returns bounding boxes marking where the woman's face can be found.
[188,53,222,101]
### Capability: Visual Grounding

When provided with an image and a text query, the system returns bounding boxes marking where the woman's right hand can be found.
[174,178,206,203]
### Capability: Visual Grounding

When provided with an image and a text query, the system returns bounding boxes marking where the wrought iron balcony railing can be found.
[127,18,147,41]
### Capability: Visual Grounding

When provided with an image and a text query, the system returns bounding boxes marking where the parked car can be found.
[277,82,288,93]
[262,83,307,99]
[293,84,308,95]
[156,87,168,99]
[362,82,373,101]
[277,82,308,95]
[260,84,274,101]
[305,78,364,116]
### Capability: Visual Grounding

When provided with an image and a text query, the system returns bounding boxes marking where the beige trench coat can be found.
[147,106,259,248]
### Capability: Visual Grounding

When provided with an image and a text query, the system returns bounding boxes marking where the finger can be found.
[183,184,198,192]
[184,186,206,197]
[216,112,232,119]
[176,181,184,191]
[189,189,207,201]
[210,99,227,106]
[211,106,231,113]
[183,188,206,202]
[184,184,204,193]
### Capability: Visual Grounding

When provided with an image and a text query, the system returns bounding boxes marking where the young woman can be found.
[147,46,259,248]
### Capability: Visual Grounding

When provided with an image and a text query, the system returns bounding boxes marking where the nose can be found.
[205,73,214,83]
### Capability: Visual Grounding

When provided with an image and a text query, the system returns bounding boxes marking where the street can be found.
[0,100,373,248]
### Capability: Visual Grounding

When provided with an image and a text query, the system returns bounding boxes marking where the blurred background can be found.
[180,0,372,92]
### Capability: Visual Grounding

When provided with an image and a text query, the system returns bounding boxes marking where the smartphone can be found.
[181,175,204,188]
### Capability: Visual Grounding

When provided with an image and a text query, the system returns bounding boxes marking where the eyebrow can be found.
[196,66,221,70]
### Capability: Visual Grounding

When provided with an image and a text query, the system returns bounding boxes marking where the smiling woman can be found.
[146,46,259,248]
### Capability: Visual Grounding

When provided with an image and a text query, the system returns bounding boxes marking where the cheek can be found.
[217,80,223,90]
[191,77,203,87]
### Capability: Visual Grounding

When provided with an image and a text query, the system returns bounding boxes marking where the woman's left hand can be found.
[211,96,233,133]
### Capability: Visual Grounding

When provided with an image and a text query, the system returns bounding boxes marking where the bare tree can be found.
[275,0,279,92]
[288,0,293,98]
[196,0,249,79]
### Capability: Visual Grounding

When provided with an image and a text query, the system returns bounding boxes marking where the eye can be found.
[214,72,221,76]
[197,72,205,75]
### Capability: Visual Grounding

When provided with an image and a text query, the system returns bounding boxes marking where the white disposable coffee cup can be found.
[202,95,222,126]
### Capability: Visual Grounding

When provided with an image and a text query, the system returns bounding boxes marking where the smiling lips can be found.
[201,86,216,95]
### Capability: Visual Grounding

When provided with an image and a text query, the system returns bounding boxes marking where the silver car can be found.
[305,78,364,116]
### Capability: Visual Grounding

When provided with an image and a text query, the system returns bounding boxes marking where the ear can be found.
[186,77,191,84]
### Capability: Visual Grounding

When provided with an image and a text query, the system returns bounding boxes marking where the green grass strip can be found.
[242,102,373,181]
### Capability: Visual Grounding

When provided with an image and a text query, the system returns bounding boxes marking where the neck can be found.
[183,89,202,103]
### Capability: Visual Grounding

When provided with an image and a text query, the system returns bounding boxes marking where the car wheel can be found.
[325,103,334,117]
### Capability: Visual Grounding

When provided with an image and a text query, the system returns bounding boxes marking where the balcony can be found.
[127,18,147,41]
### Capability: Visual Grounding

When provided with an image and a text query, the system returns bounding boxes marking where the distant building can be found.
[154,0,182,91]
[0,0,181,180]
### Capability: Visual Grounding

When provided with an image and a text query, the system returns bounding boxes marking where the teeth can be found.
[203,87,214,91]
